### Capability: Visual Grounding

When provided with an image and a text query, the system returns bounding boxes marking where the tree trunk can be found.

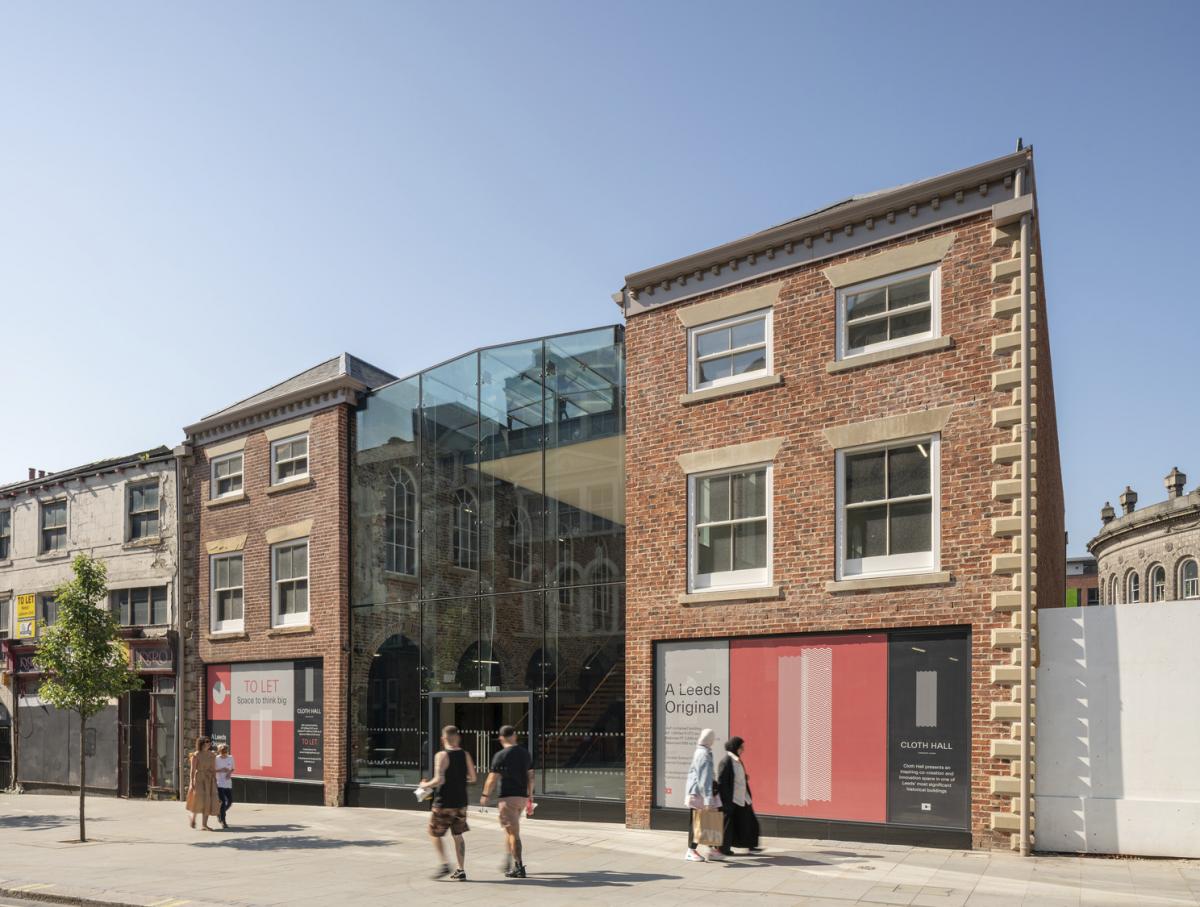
[79,714,87,843]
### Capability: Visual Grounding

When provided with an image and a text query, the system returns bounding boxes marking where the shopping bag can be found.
[692,808,724,847]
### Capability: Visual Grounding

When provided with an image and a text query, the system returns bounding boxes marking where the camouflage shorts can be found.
[428,806,470,838]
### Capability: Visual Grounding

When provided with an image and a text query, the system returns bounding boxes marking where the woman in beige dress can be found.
[186,736,220,831]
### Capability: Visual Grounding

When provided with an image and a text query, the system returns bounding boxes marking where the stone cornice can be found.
[1088,492,1200,554]
[186,384,360,447]
[622,149,1033,316]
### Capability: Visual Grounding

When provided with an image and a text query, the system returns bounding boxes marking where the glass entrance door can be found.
[430,695,531,801]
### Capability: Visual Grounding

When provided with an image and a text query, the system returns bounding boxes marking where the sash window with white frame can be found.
[837,436,939,579]
[1181,559,1199,599]
[0,597,10,639]
[211,452,244,498]
[687,309,772,392]
[210,553,244,632]
[837,265,940,360]
[272,539,309,626]
[0,508,10,560]
[386,467,417,575]
[1150,565,1166,602]
[688,465,772,591]
[271,434,309,484]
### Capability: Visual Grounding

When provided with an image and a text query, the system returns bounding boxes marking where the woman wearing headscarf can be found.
[683,728,724,862]
[716,736,762,855]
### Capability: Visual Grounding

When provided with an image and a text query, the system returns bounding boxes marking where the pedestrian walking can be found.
[417,725,476,881]
[716,736,762,855]
[480,724,534,879]
[683,728,724,862]
[185,736,219,831]
[214,743,235,829]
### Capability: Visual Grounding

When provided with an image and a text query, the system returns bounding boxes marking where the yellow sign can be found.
[17,618,36,639]
[16,594,36,620]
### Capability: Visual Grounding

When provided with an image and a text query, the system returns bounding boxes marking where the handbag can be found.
[692,808,724,847]
[684,791,723,810]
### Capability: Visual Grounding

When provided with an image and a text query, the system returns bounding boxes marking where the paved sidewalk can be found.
[1,794,1198,907]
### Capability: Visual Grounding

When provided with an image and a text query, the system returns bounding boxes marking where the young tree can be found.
[34,554,141,842]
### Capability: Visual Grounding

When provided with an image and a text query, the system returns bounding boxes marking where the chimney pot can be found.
[28,468,35,480]
[38,470,47,478]
[1100,501,1115,524]
[1119,486,1138,515]
[1165,466,1187,499]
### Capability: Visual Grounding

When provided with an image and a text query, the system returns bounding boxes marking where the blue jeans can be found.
[218,787,233,823]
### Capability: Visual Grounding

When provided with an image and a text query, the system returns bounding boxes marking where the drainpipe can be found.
[173,446,188,799]
[1016,165,1033,857]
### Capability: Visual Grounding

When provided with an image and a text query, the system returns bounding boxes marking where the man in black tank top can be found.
[417,725,477,880]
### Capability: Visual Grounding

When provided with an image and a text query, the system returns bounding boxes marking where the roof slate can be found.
[199,353,397,423]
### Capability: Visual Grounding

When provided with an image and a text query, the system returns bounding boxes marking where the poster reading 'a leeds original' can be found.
[887,631,970,828]
[654,640,728,808]
[207,659,324,783]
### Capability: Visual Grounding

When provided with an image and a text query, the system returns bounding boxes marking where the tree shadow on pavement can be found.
[0,814,108,831]
[477,871,682,888]
[204,824,307,834]
[191,834,393,851]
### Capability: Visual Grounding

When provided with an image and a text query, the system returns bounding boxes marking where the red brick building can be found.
[1064,555,1098,607]
[617,149,1062,850]
[180,355,395,806]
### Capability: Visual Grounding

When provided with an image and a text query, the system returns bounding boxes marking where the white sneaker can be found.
[685,848,706,862]
[706,848,726,861]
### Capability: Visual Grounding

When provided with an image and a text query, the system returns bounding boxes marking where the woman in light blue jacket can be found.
[683,728,722,861]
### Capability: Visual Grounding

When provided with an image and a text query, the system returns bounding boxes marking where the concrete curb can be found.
[0,887,139,907]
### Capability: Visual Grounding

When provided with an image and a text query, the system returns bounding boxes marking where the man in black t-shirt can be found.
[480,724,534,879]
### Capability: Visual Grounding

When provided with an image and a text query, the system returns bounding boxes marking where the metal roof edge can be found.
[0,446,176,497]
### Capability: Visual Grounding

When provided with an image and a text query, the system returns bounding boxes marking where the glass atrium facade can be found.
[349,326,625,806]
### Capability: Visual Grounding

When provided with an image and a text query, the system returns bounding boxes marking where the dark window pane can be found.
[133,588,150,625]
[889,309,931,340]
[732,521,766,570]
[698,356,732,384]
[732,470,766,520]
[697,524,732,575]
[848,319,887,350]
[888,275,930,310]
[887,445,930,498]
[847,288,886,319]
[846,504,887,560]
[889,500,932,555]
[846,451,885,504]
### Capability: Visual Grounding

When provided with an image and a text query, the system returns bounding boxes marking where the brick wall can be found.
[624,212,1054,848]
[191,405,351,806]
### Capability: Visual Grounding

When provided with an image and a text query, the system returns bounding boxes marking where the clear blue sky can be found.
[2,2,1197,555]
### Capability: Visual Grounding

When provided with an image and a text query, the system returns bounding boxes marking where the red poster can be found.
[730,634,887,822]
[205,661,312,782]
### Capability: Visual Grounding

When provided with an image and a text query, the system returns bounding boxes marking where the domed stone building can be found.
[1088,468,1200,604]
